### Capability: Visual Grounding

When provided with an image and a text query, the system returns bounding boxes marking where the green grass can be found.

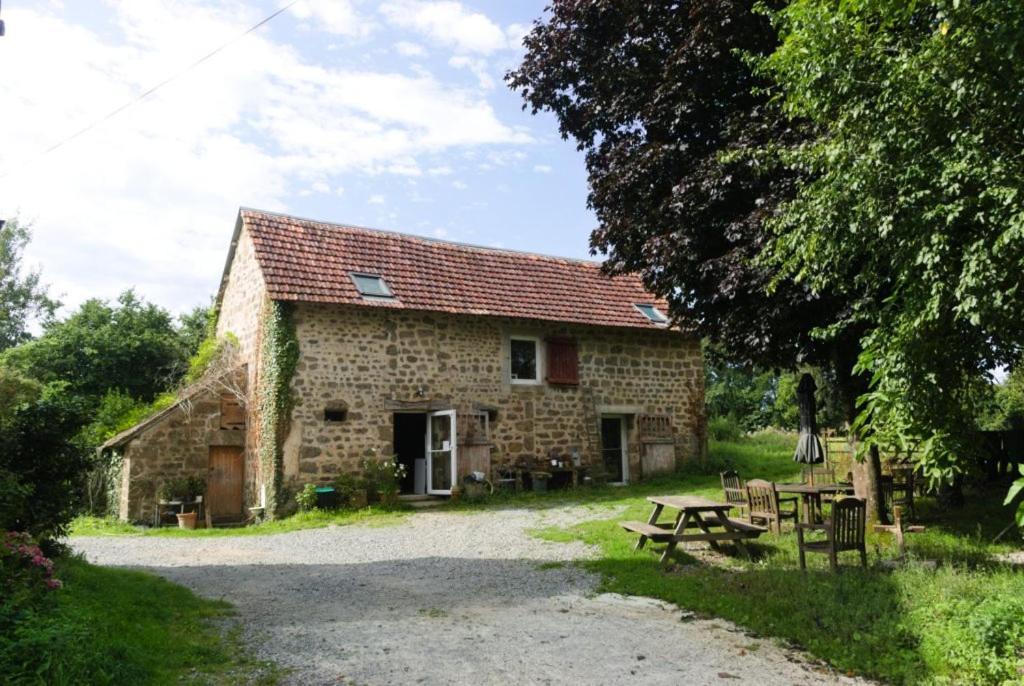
[0,556,281,685]
[71,506,408,538]
[530,433,1024,685]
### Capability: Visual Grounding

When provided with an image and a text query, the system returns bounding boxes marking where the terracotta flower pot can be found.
[176,512,198,530]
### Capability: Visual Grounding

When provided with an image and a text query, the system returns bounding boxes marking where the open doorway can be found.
[393,413,426,495]
[600,416,629,484]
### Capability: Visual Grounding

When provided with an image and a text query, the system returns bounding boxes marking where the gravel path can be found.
[74,507,866,685]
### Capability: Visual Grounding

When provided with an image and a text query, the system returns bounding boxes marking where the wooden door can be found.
[207,446,244,521]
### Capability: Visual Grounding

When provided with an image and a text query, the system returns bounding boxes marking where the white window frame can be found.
[634,303,668,325]
[509,335,543,385]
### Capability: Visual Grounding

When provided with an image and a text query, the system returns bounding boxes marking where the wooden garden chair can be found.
[796,497,868,571]
[720,470,748,517]
[745,479,798,534]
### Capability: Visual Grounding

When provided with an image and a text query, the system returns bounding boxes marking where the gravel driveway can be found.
[74,507,865,685]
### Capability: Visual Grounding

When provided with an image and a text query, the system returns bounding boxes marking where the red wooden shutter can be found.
[546,338,579,385]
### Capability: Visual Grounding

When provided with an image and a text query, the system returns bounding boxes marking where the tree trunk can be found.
[833,347,888,525]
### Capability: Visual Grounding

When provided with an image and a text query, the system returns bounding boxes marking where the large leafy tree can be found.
[2,290,189,403]
[760,0,1024,488]
[507,0,868,379]
[508,0,886,515]
[0,219,58,351]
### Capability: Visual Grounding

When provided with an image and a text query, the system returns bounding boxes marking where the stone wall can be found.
[280,303,704,492]
[117,389,244,523]
[215,227,268,510]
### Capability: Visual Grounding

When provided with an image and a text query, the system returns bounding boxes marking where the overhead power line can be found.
[1,0,299,178]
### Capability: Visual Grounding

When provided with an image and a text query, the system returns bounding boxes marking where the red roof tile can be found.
[238,209,673,330]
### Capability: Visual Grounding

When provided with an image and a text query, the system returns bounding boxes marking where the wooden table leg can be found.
[661,511,692,564]
[635,503,664,551]
[691,512,722,551]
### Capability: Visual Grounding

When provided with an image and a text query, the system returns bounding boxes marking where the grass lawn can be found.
[70,505,408,538]
[530,433,1024,685]
[0,556,280,685]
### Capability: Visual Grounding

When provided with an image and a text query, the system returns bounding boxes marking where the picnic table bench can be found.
[621,495,767,564]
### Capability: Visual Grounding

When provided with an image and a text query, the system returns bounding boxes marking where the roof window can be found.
[350,273,393,298]
[635,304,668,324]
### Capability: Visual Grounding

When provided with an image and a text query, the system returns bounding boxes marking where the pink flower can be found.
[45,578,62,590]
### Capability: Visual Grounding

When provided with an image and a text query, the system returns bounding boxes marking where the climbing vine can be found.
[257,299,299,517]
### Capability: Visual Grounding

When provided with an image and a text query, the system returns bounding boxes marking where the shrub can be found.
[0,388,89,540]
[332,472,365,507]
[361,453,406,496]
[708,413,742,441]
[295,483,318,511]
[1,532,62,630]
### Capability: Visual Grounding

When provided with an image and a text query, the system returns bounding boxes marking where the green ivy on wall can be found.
[257,299,299,517]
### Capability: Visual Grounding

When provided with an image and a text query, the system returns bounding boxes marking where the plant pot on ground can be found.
[176,512,198,529]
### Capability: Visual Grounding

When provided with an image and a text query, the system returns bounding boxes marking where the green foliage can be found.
[0,387,89,539]
[295,483,318,512]
[176,304,213,361]
[0,219,59,352]
[1,290,190,403]
[1005,466,1024,530]
[361,453,405,496]
[0,556,278,685]
[158,476,205,502]
[332,472,367,506]
[708,414,743,442]
[1,532,62,632]
[184,332,239,385]
[257,300,299,517]
[758,0,1024,488]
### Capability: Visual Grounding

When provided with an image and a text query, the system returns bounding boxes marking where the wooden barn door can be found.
[207,446,244,522]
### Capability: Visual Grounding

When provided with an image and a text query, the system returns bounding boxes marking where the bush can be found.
[708,414,743,441]
[295,483,318,511]
[0,388,89,540]
[332,472,365,507]
[157,475,205,502]
[1,532,62,631]
[361,453,406,496]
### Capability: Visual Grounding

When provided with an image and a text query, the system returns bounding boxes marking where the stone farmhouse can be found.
[104,209,706,523]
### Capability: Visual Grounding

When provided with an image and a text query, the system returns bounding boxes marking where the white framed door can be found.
[426,409,457,495]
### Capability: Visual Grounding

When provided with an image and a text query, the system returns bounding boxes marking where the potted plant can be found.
[361,454,406,507]
[158,476,205,529]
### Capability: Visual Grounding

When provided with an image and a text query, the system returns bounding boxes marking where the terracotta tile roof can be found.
[238,209,674,331]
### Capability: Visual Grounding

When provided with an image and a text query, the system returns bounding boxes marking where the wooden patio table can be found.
[774,482,854,524]
[621,495,766,564]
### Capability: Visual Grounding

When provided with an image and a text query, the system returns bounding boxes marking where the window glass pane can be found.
[636,304,667,323]
[510,339,537,381]
[351,273,392,297]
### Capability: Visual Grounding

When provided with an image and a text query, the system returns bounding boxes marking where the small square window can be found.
[635,304,668,324]
[324,408,347,422]
[510,338,540,384]
[350,273,393,298]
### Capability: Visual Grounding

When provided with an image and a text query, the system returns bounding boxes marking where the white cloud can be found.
[452,180,467,190]
[368,194,386,204]
[380,1,510,55]
[290,0,373,38]
[431,227,448,238]
[448,55,494,90]
[394,40,427,57]
[427,165,452,176]
[0,1,530,313]
[533,164,553,174]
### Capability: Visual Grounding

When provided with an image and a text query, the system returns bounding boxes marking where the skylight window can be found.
[350,273,393,298]
[635,304,668,324]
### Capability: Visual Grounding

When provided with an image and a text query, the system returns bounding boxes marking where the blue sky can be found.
[0,1,596,317]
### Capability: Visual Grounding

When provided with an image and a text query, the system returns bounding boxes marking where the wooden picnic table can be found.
[621,495,767,564]
[774,482,854,524]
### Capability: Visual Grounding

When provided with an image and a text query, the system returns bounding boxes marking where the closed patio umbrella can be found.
[793,373,826,481]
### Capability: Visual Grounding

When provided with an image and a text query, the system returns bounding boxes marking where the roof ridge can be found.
[239,207,611,269]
